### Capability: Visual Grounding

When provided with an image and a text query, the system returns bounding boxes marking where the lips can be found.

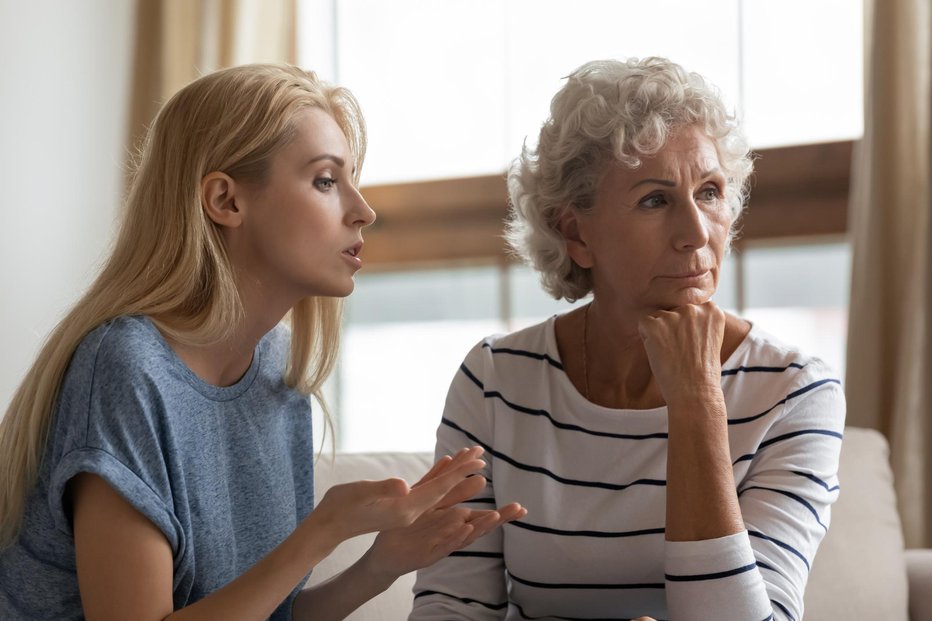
[344,241,363,257]
[662,269,710,279]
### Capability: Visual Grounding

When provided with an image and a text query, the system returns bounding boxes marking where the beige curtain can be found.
[846,0,932,548]
[128,0,297,156]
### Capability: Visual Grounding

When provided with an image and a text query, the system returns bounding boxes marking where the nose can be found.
[672,197,710,251]
[348,185,376,227]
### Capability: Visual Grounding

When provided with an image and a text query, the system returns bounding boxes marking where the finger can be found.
[413,454,453,488]
[415,446,483,488]
[435,474,486,509]
[493,502,527,523]
[406,458,486,514]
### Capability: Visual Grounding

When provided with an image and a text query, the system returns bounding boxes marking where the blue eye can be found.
[314,177,336,191]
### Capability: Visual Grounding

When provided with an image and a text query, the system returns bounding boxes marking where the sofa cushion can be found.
[804,427,908,619]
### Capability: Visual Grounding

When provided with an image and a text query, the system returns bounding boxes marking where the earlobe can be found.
[557,206,594,269]
[201,172,243,229]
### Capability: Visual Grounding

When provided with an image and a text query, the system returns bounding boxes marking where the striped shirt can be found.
[410,316,845,621]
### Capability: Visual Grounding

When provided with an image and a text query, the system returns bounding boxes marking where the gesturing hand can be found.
[637,301,725,406]
[366,450,527,577]
[313,447,489,542]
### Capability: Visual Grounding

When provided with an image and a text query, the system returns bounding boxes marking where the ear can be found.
[556,205,594,269]
[201,172,243,229]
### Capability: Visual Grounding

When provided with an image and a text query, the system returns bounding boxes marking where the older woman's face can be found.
[565,125,732,313]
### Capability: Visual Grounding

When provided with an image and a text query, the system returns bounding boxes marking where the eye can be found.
[697,185,722,202]
[314,176,336,191]
[638,193,667,209]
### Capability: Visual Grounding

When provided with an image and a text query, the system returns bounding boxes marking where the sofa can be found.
[306,427,932,620]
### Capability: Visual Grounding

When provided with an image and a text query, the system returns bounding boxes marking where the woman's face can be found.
[229,107,376,302]
[565,125,733,314]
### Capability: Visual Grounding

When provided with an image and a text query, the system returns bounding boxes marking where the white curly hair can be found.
[505,57,754,302]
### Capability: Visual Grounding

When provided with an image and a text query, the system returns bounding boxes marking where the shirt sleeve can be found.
[664,360,846,621]
[410,341,509,620]
[45,326,184,557]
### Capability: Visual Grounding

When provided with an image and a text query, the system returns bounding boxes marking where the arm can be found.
[72,449,488,621]
[640,303,844,621]
[410,342,514,620]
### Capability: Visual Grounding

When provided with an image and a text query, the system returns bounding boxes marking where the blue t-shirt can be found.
[0,316,315,620]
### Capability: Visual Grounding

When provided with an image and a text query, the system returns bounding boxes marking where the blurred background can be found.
[1,0,928,544]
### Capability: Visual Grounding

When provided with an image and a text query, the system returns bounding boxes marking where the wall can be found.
[0,0,135,413]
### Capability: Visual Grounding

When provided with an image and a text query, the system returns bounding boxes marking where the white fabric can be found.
[411,316,845,621]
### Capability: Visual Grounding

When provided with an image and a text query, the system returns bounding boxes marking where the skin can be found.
[69,107,526,621]
[555,125,752,620]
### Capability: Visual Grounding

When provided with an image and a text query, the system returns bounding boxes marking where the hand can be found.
[312,447,488,542]
[638,301,725,406]
[364,449,527,578]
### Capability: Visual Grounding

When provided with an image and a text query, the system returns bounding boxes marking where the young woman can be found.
[0,64,525,621]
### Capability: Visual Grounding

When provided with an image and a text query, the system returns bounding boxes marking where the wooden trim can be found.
[359,140,854,269]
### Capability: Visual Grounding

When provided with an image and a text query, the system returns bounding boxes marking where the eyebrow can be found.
[305,154,346,168]
[629,168,723,190]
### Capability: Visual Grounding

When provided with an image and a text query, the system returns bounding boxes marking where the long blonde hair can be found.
[0,64,366,549]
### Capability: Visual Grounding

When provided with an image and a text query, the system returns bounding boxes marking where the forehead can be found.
[605,126,722,186]
[280,107,352,164]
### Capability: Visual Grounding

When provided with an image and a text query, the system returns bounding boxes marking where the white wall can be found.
[0,0,135,413]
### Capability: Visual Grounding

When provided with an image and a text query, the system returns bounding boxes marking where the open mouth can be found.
[344,241,363,258]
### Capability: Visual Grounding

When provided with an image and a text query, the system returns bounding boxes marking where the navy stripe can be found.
[460,363,485,390]
[442,417,667,491]
[792,470,840,492]
[739,485,828,530]
[729,378,841,425]
[732,428,844,465]
[748,530,810,571]
[413,589,508,610]
[512,601,667,621]
[482,342,564,369]
[721,362,805,376]
[449,550,504,559]
[461,365,662,440]
[771,599,797,621]
[460,363,668,441]
[510,572,665,590]
[512,519,665,539]
[757,560,778,573]
[665,561,757,582]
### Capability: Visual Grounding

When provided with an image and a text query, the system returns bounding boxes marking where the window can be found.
[297,0,862,452]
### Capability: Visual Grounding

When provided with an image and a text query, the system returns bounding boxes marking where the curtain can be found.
[845,0,932,548]
[128,0,297,156]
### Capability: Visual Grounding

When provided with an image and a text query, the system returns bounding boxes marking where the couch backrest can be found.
[308,428,909,621]
[804,426,908,620]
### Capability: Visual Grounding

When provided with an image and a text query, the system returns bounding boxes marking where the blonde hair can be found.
[506,57,754,301]
[0,64,366,549]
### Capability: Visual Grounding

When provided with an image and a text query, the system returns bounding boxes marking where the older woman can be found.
[410,57,845,621]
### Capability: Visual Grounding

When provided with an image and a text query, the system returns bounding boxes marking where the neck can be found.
[161,273,298,388]
[581,300,662,408]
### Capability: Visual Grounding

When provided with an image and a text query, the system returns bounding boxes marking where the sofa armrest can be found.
[907,548,932,621]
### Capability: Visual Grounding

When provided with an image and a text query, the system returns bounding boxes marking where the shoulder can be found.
[463,316,559,369]
[69,315,174,383]
[724,323,845,429]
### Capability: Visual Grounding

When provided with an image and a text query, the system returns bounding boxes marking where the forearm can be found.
[292,547,397,621]
[165,510,343,621]
[665,392,743,542]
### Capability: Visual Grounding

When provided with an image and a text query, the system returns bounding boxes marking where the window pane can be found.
[740,0,863,148]
[335,0,508,184]
[505,0,741,158]
[339,267,505,452]
[742,241,851,378]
